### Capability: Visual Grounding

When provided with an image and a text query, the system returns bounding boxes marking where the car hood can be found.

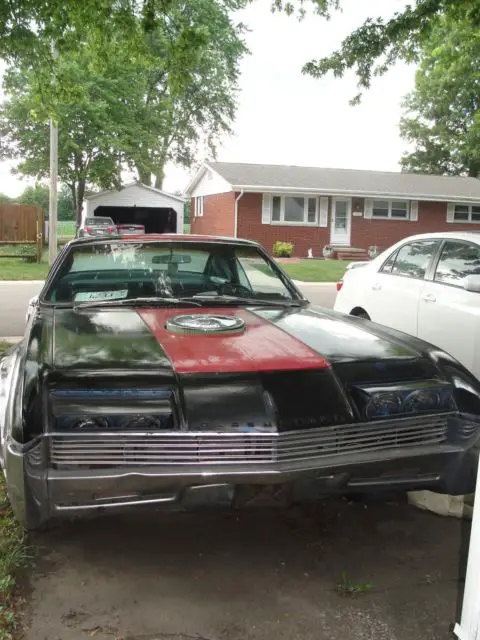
[44,305,440,382]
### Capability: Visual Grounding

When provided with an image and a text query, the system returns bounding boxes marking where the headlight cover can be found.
[352,380,457,421]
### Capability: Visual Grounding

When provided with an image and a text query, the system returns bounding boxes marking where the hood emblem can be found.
[166,314,246,335]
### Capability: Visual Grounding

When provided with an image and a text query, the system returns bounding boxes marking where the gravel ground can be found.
[21,493,470,640]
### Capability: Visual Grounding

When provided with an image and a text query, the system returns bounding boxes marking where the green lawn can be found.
[0,258,49,280]
[276,259,350,282]
[0,340,30,639]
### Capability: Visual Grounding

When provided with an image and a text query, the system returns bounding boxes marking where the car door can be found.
[365,239,440,336]
[417,239,480,378]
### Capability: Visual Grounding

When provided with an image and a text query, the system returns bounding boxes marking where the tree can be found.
[16,184,75,220]
[0,53,131,223]
[2,1,479,101]
[400,18,480,177]
[0,0,247,106]
[129,0,247,188]
[0,5,246,221]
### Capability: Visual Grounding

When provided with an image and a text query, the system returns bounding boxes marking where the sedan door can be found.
[417,239,480,379]
[364,239,440,336]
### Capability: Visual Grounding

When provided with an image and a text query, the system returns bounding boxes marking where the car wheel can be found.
[351,308,371,321]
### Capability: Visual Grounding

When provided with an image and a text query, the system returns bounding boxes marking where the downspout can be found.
[234,190,244,238]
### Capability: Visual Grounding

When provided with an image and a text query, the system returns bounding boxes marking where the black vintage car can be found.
[1,234,480,530]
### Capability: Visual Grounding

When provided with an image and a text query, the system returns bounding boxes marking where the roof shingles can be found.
[206,162,480,201]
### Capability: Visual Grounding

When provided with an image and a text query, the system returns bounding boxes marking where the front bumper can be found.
[6,412,480,529]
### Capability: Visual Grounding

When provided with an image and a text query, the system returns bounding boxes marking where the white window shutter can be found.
[410,200,419,221]
[261,194,272,224]
[364,198,373,219]
[447,202,455,223]
[319,197,328,227]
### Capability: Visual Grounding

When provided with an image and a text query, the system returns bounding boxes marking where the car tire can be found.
[351,309,371,321]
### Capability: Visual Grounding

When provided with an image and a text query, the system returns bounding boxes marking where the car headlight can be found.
[353,380,457,421]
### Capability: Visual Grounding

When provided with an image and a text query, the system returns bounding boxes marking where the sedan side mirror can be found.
[463,274,480,293]
[25,295,39,324]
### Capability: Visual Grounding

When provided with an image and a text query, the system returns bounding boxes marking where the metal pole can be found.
[48,43,58,266]
[454,473,480,640]
[48,116,58,266]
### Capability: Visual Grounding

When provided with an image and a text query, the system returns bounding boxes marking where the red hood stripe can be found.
[137,307,329,374]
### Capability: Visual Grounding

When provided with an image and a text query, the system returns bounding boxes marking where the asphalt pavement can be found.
[0,281,338,337]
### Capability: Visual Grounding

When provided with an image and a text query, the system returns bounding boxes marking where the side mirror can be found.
[25,295,39,324]
[463,274,480,293]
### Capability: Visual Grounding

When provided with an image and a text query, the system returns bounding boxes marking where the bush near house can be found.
[272,241,294,258]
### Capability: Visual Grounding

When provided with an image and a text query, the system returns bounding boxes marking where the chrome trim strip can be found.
[48,414,454,468]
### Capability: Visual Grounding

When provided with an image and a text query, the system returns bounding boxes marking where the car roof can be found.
[392,231,480,244]
[69,233,261,247]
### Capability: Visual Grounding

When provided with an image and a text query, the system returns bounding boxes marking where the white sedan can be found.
[334,231,480,380]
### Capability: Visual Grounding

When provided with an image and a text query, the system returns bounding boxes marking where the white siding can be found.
[191,168,232,197]
[85,184,184,231]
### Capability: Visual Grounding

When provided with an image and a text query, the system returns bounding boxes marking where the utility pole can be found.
[48,44,58,266]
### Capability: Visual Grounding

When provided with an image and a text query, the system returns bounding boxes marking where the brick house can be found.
[184,162,480,258]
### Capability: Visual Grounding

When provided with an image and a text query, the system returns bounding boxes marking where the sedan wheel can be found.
[351,309,371,321]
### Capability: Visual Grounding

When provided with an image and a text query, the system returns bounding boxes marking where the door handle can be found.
[422,293,436,303]
[372,283,382,291]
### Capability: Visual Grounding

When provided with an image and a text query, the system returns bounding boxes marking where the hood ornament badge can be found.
[166,314,245,335]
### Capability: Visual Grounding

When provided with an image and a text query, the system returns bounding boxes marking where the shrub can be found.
[272,241,294,258]
[19,245,36,263]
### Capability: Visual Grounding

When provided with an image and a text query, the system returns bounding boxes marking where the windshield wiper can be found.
[181,294,306,307]
[73,296,202,310]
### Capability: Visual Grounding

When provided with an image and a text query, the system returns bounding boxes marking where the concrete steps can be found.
[333,246,370,261]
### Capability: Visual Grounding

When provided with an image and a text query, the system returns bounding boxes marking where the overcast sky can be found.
[0,0,415,197]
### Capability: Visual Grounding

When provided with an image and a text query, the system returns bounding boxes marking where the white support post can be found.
[48,42,58,266]
[454,468,480,640]
[48,116,58,266]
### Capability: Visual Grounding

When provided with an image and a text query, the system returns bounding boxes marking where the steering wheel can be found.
[217,283,253,297]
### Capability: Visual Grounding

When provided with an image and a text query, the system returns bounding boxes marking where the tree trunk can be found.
[75,180,86,227]
[136,166,152,186]
[154,168,164,190]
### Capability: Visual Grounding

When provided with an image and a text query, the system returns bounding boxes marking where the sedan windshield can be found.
[85,217,114,226]
[43,241,299,305]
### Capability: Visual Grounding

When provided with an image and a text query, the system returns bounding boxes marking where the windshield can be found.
[85,217,113,226]
[43,241,298,305]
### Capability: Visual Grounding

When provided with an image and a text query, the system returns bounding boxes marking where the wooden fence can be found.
[0,204,44,262]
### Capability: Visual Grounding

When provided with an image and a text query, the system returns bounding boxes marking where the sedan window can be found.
[434,241,480,286]
[390,240,438,280]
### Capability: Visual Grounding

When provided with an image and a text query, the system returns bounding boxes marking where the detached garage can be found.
[84,182,185,234]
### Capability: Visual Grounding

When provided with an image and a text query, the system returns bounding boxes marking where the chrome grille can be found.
[49,414,452,468]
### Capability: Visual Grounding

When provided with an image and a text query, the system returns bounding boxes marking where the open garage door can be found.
[94,206,177,234]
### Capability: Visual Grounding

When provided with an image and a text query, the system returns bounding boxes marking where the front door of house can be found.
[330,198,351,246]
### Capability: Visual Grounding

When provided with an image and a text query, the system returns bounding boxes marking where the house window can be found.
[270,195,318,225]
[453,204,480,223]
[372,199,409,219]
[195,196,204,217]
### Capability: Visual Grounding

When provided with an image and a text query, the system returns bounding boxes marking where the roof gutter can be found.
[229,185,480,204]
[234,189,244,238]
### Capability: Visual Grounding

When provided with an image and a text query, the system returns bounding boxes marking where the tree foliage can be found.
[0,3,246,222]
[2,0,480,101]
[0,185,74,217]
[16,184,75,220]
[400,18,480,176]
